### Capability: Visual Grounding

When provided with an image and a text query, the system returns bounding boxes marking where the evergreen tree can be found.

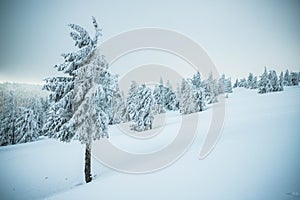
[193,86,206,112]
[111,85,126,124]
[153,84,166,114]
[239,78,247,88]
[218,74,225,94]
[205,72,218,104]
[43,17,112,183]
[233,79,239,88]
[290,72,299,86]
[131,85,154,131]
[126,81,139,121]
[283,69,291,86]
[180,79,192,114]
[164,86,179,111]
[258,67,268,94]
[190,72,206,111]
[15,105,40,144]
[251,76,258,89]
[191,71,202,89]
[247,73,254,89]
[180,79,198,114]
[153,79,178,113]
[224,78,233,93]
[278,71,284,91]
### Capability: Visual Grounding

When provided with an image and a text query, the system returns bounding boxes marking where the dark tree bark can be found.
[84,141,92,183]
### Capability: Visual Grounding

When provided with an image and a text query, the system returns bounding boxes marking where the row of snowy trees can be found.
[0,71,234,147]
[233,68,300,94]
[0,92,49,146]
[178,72,232,115]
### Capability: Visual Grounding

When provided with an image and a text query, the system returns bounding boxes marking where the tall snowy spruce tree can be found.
[224,78,233,93]
[110,84,127,124]
[205,72,219,104]
[15,100,40,144]
[164,84,179,111]
[126,81,139,121]
[153,78,178,113]
[179,79,199,114]
[290,72,299,86]
[131,84,154,131]
[278,71,284,91]
[283,69,291,86]
[268,70,280,92]
[258,67,269,94]
[153,84,166,114]
[247,73,254,89]
[43,17,116,183]
[191,72,206,111]
[233,79,239,88]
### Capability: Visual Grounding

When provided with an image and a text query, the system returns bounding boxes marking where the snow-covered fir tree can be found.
[252,76,258,89]
[233,79,239,88]
[43,17,114,183]
[191,71,203,89]
[164,85,179,111]
[15,101,40,144]
[131,84,154,131]
[247,73,254,89]
[180,79,197,114]
[238,78,247,88]
[205,72,219,104]
[190,72,206,111]
[217,74,225,94]
[268,70,280,92]
[290,72,299,86]
[126,81,139,121]
[111,84,127,124]
[258,67,269,94]
[153,78,178,113]
[0,92,17,146]
[283,69,291,86]
[224,77,233,93]
[193,87,206,112]
[278,71,284,91]
[153,84,166,114]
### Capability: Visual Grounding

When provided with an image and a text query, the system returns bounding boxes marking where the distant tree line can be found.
[233,67,300,94]
[0,92,49,146]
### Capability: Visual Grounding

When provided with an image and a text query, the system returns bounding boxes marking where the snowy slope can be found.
[1,86,300,200]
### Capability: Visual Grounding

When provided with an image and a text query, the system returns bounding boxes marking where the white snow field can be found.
[1,86,300,200]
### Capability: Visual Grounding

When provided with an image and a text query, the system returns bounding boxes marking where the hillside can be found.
[0,86,299,200]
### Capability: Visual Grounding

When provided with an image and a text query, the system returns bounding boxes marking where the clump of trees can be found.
[0,91,48,146]
[233,67,299,94]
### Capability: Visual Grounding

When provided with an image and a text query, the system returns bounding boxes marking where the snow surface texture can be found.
[0,86,299,200]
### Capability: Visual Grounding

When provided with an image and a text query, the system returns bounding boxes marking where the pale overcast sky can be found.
[0,0,299,84]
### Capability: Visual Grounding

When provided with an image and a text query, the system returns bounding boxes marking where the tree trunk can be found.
[84,141,92,183]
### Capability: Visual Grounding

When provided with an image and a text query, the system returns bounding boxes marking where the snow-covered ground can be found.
[1,86,300,200]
